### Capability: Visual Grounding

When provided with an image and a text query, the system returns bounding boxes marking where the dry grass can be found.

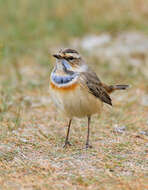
[0,52,147,189]
[0,0,148,189]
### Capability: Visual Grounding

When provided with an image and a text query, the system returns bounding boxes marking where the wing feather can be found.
[79,70,112,106]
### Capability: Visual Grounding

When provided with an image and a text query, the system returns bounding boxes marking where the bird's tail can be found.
[103,84,129,94]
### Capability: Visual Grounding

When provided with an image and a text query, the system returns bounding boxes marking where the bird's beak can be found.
[52,53,62,59]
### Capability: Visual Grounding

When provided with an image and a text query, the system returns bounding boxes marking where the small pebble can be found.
[145,143,148,147]
[141,95,148,106]
[20,138,28,143]
[113,125,126,134]
[139,131,148,136]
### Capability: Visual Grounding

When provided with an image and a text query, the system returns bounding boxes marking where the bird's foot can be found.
[85,143,93,149]
[63,141,72,148]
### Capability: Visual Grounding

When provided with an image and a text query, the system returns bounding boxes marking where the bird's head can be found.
[52,48,87,74]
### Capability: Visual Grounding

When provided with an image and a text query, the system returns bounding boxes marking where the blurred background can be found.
[0,0,148,189]
[0,0,148,89]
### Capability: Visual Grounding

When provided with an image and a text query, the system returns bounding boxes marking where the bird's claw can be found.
[85,143,93,149]
[63,141,72,148]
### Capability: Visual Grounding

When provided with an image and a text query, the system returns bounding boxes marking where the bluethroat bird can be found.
[49,48,129,148]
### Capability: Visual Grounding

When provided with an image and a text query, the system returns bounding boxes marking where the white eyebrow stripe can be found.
[66,53,80,59]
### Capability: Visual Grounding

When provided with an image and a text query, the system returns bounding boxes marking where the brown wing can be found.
[80,70,112,106]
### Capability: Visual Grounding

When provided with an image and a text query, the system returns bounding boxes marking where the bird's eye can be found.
[68,56,74,60]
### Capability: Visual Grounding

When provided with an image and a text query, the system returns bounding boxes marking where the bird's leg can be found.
[86,116,92,148]
[63,119,72,148]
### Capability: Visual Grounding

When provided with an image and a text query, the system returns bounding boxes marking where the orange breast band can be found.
[50,81,78,91]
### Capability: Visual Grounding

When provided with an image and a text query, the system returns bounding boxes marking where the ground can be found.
[0,0,148,189]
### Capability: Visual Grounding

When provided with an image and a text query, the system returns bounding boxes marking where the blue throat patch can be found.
[61,59,71,70]
[51,73,77,84]
[51,59,77,85]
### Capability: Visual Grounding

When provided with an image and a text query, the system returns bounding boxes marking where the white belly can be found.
[49,83,103,118]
